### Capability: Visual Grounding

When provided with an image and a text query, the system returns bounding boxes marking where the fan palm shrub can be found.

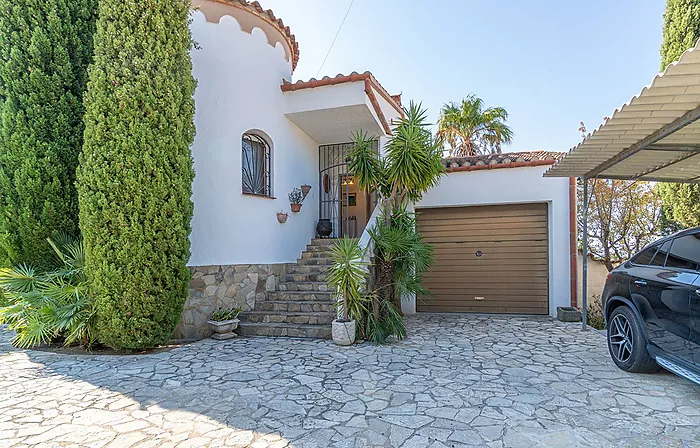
[347,101,443,343]
[437,94,513,157]
[0,235,96,348]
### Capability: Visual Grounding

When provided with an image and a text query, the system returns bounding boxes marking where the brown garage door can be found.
[416,203,549,314]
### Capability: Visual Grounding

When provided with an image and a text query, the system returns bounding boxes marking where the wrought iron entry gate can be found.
[319,143,352,238]
[318,141,378,238]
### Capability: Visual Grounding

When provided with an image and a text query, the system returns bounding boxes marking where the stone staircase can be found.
[238,239,338,338]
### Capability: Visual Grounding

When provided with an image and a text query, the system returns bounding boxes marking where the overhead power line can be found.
[316,0,355,78]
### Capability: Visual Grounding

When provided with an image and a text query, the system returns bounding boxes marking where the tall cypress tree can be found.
[661,0,700,69]
[77,0,196,350]
[0,1,97,267]
[658,0,700,228]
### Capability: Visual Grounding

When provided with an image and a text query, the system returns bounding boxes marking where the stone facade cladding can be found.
[174,263,287,340]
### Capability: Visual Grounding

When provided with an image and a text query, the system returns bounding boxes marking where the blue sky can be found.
[261,0,666,154]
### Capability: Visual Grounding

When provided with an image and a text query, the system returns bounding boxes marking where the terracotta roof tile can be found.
[281,71,403,135]
[281,71,402,114]
[444,151,565,172]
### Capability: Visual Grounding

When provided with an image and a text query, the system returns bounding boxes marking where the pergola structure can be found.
[544,39,700,329]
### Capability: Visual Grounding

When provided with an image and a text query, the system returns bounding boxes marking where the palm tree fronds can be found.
[0,265,41,293]
[438,94,514,156]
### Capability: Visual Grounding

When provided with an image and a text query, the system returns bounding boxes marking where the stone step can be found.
[296,257,334,266]
[260,300,336,313]
[238,322,332,339]
[239,311,335,325]
[286,273,327,282]
[278,282,331,292]
[267,290,335,301]
[305,244,334,253]
[300,251,333,259]
[287,265,330,275]
[310,238,340,246]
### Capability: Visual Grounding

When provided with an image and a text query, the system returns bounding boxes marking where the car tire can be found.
[607,305,660,373]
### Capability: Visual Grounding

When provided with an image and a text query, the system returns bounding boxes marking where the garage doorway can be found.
[416,203,549,314]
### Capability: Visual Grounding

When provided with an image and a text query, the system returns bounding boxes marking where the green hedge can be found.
[0,0,97,267]
[77,0,196,350]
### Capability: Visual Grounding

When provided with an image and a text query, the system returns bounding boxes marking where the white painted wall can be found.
[413,165,572,318]
[188,11,319,266]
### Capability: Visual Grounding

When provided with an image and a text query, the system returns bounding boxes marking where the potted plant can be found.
[276,211,288,224]
[207,307,242,340]
[300,184,312,198]
[317,219,333,237]
[326,237,370,346]
[289,188,304,212]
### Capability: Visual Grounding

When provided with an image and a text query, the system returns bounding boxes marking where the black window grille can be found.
[242,133,271,196]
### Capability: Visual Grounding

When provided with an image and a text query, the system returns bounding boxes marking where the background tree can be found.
[661,0,700,69]
[0,0,97,267]
[579,179,663,271]
[348,103,443,343]
[658,0,700,228]
[437,94,514,157]
[77,0,196,350]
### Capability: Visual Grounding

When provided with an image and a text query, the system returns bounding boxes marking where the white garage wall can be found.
[413,165,573,318]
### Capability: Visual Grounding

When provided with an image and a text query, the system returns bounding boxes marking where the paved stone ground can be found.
[1,315,699,448]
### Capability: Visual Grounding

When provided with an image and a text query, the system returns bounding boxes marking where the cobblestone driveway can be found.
[1,315,699,448]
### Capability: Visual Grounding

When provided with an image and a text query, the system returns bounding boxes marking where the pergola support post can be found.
[581,177,588,331]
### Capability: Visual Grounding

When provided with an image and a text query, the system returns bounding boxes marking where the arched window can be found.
[242,132,271,196]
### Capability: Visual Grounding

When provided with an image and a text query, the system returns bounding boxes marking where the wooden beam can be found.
[585,104,700,178]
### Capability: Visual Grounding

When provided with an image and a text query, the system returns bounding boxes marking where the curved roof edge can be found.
[195,0,299,71]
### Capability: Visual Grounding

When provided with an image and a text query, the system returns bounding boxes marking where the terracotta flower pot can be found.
[276,212,288,224]
[300,184,312,198]
[290,203,302,213]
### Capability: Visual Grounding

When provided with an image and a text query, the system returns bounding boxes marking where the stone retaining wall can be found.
[174,264,287,340]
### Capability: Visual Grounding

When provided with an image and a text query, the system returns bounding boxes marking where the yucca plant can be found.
[326,237,370,323]
[0,235,96,348]
[365,207,433,344]
[347,102,443,343]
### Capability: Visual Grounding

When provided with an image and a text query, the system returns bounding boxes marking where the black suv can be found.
[601,227,700,385]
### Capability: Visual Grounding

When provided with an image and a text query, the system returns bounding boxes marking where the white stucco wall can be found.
[413,165,573,318]
[188,11,319,266]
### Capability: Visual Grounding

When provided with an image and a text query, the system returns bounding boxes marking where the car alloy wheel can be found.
[609,314,633,363]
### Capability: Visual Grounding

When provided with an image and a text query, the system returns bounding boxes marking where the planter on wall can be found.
[301,184,312,198]
[276,212,288,223]
[290,203,302,213]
